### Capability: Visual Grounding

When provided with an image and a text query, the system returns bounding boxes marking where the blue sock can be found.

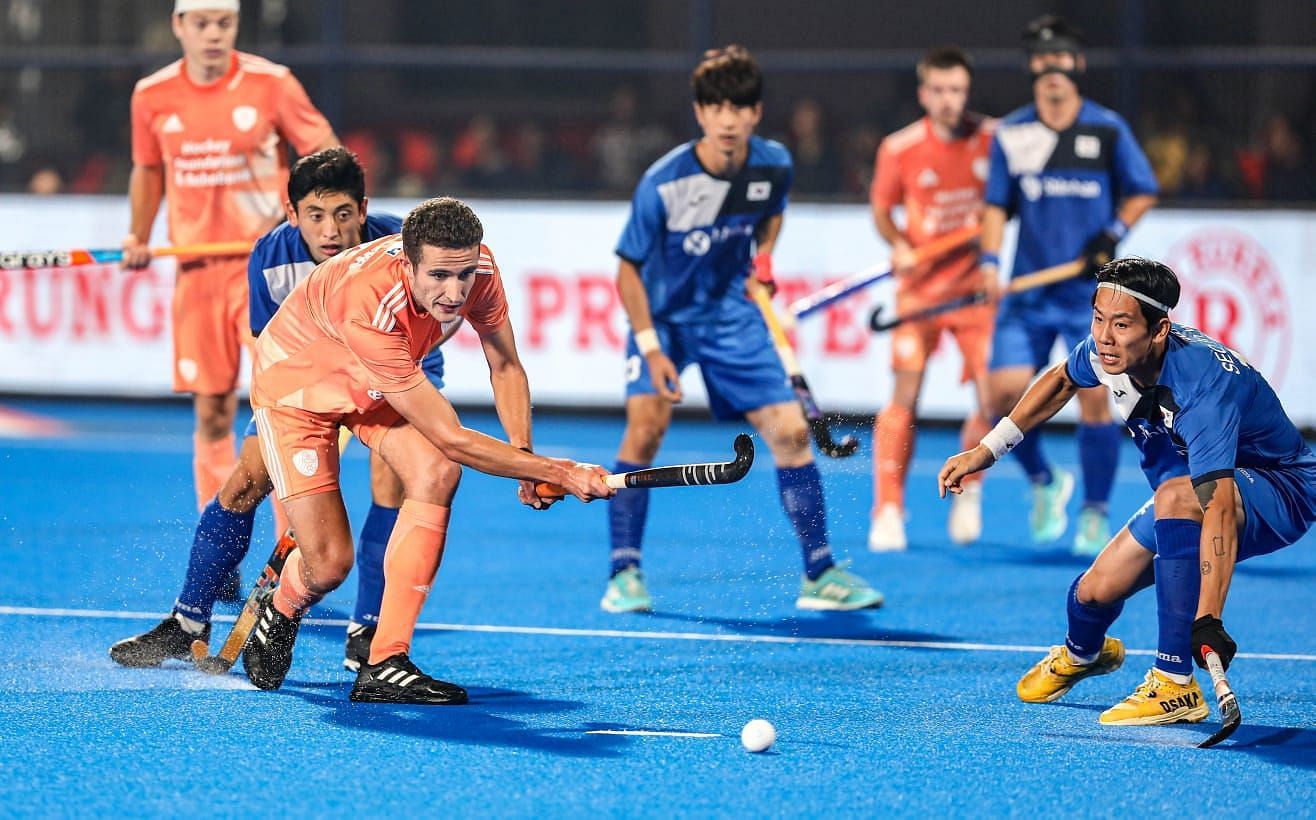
[1153,518,1202,677]
[1064,572,1124,659]
[1009,428,1052,486]
[174,500,255,623]
[776,463,834,580]
[353,503,399,625]
[1078,423,1123,512]
[609,460,649,576]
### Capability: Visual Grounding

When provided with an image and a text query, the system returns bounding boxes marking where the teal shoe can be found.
[1029,470,1074,543]
[600,567,653,613]
[796,561,884,611]
[1072,506,1111,556]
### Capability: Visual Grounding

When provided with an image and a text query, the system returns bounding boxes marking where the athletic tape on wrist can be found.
[980,251,1000,269]
[634,328,661,355]
[980,417,1024,461]
[1105,218,1128,241]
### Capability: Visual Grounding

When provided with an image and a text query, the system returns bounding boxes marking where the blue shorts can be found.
[241,347,446,439]
[989,298,1091,372]
[1126,465,1316,560]
[624,314,794,421]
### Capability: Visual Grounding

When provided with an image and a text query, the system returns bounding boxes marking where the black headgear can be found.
[1022,15,1084,84]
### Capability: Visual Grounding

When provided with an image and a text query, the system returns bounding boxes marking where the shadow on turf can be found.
[645,611,954,643]
[1044,723,1316,768]
[278,681,627,759]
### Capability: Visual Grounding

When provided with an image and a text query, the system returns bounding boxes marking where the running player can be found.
[110,148,451,672]
[600,45,882,613]
[123,0,337,524]
[938,257,1316,724]
[867,46,995,551]
[980,15,1158,554]
[240,197,614,703]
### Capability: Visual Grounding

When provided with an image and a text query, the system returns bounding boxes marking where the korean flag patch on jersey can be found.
[747,180,772,201]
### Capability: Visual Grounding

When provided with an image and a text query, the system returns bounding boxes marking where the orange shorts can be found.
[171,256,251,394]
[889,300,995,383]
[252,403,404,501]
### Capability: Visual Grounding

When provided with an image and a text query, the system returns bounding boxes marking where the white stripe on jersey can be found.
[372,283,407,331]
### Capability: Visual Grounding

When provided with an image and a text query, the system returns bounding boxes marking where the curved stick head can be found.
[869,305,895,333]
[820,435,860,458]
[729,433,756,478]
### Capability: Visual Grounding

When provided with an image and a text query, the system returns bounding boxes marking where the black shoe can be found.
[110,615,210,668]
[350,652,468,705]
[216,568,243,604]
[241,589,302,690]
[343,623,376,672]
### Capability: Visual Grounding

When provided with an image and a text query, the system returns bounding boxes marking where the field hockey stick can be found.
[0,240,251,270]
[869,258,1086,333]
[536,433,754,498]
[751,286,858,458]
[1197,646,1242,748]
[191,529,298,675]
[789,224,980,320]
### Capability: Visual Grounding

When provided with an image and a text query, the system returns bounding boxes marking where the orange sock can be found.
[272,549,318,618]
[193,432,237,512]
[873,404,916,513]
[369,500,450,665]
[960,411,991,487]
[271,496,291,542]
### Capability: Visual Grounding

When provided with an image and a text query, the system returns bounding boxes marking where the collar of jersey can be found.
[181,51,240,92]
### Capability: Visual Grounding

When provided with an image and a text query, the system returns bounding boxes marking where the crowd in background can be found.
[1,82,1312,203]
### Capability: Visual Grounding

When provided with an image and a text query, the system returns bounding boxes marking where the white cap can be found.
[174,0,239,14]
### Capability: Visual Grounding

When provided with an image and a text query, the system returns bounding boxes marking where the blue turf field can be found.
[1,398,1314,816]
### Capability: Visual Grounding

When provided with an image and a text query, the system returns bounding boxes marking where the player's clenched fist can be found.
[552,459,616,502]
[121,235,152,269]
[937,445,996,498]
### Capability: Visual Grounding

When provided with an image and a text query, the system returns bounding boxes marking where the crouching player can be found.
[937,257,1316,724]
[110,148,451,672]
[243,196,613,703]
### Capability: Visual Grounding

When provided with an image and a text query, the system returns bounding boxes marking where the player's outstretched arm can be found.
[122,164,165,269]
[478,320,552,509]
[386,381,614,502]
[937,361,1079,497]
[617,259,682,401]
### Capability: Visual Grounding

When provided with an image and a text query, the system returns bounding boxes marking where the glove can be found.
[751,251,775,295]
[1192,615,1238,671]
[1081,219,1126,276]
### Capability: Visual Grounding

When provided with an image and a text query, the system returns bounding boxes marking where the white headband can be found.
[174,0,239,13]
[1097,281,1172,314]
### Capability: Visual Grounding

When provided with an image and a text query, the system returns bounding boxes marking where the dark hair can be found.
[1094,257,1181,326]
[287,147,366,207]
[1022,14,1085,55]
[402,197,484,266]
[917,46,974,83]
[691,45,763,107]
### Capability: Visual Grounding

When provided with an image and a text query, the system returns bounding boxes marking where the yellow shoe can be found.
[1099,667,1210,725]
[1017,637,1125,703]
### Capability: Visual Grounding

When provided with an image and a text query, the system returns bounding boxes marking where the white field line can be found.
[585,730,722,738]
[0,605,1312,662]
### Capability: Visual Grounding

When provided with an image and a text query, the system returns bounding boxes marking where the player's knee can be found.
[401,452,462,502]
[760,415,810,456]
[623,421,667,461]
[217,465,272,513]
[1153,478,1201,520]
[1076,568,1124,607]
[303,550,353,593]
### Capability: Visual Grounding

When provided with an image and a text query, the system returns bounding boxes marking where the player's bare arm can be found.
[123,163,165,268]
[477,319,552,509]
[617,258,682,402]
[872,206,915,276]
[1117,193,1157,231]
[977,204,1007,300]
[938,361,1079,496]
[385,379,612,502]
[1194,476,1241,619]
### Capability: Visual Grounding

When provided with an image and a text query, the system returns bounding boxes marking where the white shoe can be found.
[868,504,907,552]
[948,483,983,545]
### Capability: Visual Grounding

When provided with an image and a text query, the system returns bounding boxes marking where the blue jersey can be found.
[1066,324,1316,490]
[615,137,792,325]
[986,100,1157,313]
[247,212,403,335]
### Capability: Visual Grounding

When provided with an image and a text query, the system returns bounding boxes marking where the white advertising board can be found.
[1,195,1312,424]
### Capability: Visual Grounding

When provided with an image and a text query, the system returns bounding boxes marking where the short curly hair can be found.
[691,44,762,107]
[401,197,484,266]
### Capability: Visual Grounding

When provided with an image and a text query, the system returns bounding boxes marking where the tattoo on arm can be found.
[1194,479,1217,511]
[1201,560,1212,576]
[1213,535,1226,557]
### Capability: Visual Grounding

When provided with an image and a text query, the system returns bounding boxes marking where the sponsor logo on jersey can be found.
[232,105,258,132]
[292,448,319,477]
[747,180,772,201]
[162,113,184,134]
[1167,228,1290,388]
[1074,134,1101,159]
[1020,174,1102,201]
[682,230,712,256]
[917,168,940,188]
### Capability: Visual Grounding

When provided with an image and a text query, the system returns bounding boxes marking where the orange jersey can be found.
[871,113,995,299]
[131,51,333,248]
[252,235,508,415]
